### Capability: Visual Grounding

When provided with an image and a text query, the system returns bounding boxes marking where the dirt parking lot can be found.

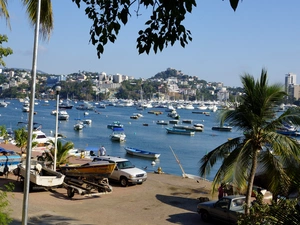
[2,172,214,225]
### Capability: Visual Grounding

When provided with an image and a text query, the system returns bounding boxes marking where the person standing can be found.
[98,145,106,156]
[218,183,225,200]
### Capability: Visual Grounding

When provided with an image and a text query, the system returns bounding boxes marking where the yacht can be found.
[58,111,70,120]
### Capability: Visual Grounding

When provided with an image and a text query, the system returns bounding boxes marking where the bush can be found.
[0,183,14,225]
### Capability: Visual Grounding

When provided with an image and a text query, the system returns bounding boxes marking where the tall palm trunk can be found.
[245,149,259,214]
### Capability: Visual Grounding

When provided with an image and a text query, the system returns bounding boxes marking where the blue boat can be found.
[0,148,21,176]
[276,123,300,136]
[165,127,195,136]
[124,147,160,159]
[107,121,123,129]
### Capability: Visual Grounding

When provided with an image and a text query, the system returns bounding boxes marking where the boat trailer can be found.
[63,176,113,198]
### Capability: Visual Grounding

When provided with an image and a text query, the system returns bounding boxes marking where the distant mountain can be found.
[2,67,49,74]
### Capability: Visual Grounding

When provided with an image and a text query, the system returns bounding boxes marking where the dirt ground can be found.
[2,172,215,225]
[0,143,214,225]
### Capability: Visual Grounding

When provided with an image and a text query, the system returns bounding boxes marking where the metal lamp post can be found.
[53,86,61,171]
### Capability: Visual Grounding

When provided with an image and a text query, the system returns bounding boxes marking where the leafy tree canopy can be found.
[72,0,240,58]
[0,35,13,67]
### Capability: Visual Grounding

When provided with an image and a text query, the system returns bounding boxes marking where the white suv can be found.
[92,156,147,187]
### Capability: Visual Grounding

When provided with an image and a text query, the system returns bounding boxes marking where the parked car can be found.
[92,156,147,187]
[197,195,246,224]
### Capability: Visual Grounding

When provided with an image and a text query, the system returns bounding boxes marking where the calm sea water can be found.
[0,99,243,181]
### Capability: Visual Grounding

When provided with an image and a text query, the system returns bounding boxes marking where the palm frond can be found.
[21,0,53,40]
[0,0,10,28]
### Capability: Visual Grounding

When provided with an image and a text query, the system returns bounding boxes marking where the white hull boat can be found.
[17,160,65,191]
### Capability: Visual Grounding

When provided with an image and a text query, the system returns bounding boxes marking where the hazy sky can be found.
[1,1,300,87]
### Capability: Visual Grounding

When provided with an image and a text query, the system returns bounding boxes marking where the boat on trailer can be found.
[124,147,161,159]
[16,160,65,192]
[60,161,116,198]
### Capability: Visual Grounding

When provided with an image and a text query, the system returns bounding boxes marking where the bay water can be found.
[0,99,243,181]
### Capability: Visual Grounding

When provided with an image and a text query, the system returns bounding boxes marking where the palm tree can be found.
[45,140,74,168]
[0,0,53,40]
[199,69,300,214]
[0,125,8,143]
[14,127,37,153]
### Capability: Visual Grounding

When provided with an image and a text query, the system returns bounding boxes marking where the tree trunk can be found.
[245,149,258,214]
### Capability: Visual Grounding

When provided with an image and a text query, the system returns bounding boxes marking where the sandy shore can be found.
[0,143,214,224]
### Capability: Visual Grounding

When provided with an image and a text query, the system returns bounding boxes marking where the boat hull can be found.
[18,161,65,187]
[60,162,116,178]
[166,128,195,135]
[111,134,126,142]
[212,126,232,131]
[124,147,160,159]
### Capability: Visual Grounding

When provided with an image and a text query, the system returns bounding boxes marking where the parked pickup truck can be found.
[197,195,246,224]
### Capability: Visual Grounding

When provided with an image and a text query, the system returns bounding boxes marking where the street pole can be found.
[22,0,41,224]
[54,86,61,171]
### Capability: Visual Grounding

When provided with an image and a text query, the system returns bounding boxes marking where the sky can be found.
[1,0,300,87]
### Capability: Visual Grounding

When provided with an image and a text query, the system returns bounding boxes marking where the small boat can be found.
[173,124,203,132]
[59,101,73,109]
[22,106,30,112]
[204,112,210,116]
[148,111,163,115]
[0,101,8,107]
[58,111,70,120]
[107,121,123,129]
[194,123,204,128]
[110,128,126,142]
[60,161,116,178]
[167,110,180,119]
[97,103,106,109]
[124,147,160,159]
[82,118,92,125]
[133,113,143,118]
[17,160,65,191]
[276,123,299,136]
[182,119,193,124]
[212,125,232,131]
[84,112,89,116]
[130,115,139,119]
[142,123,149,126]
[74,121,84,131]
[169,120,179,124]
[165,127,195,136]
[75,101,94,111]
[156,120,169,125]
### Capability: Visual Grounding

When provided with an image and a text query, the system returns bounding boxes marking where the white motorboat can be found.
[33,130,55,147]
[0,101,8,107]
[58,111,70,120]
[184,104,194,110]
[74,121,84,131]
[197,104,207,110]
[17,160,65,191]
[82,118,92,125]
[110,128,126,142]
